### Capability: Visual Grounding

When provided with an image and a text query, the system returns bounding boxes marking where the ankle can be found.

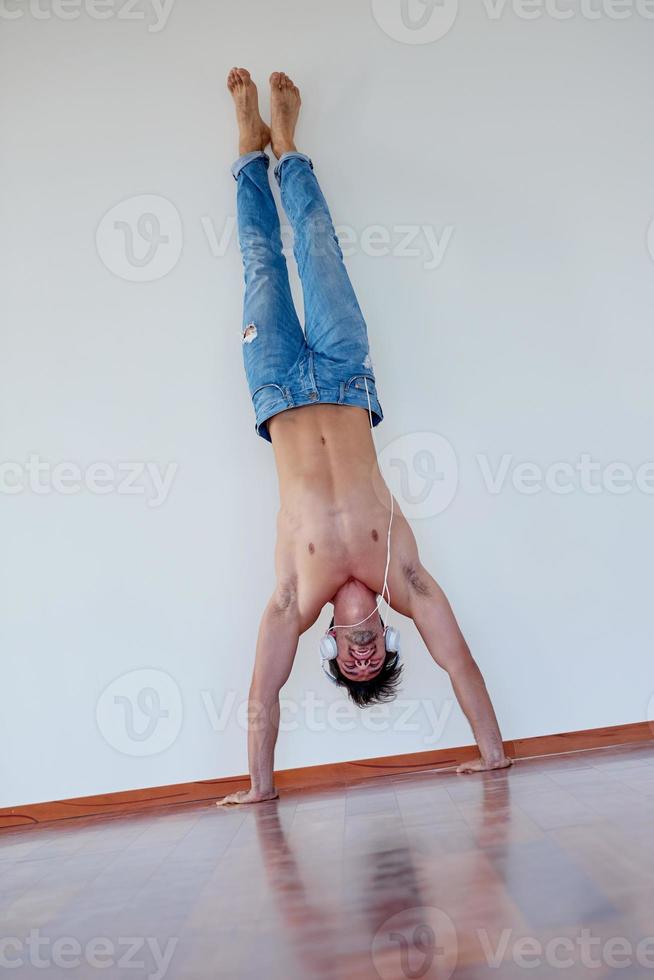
[239,139,262,155]
[273,139,297,158]
[239,127,267,155]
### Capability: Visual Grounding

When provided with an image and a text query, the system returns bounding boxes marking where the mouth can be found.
[340,663,383,681]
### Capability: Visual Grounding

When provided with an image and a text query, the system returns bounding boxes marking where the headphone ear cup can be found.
[320,634,338,661]
[384,627,400,654]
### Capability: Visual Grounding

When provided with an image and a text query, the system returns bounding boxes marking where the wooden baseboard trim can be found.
[1,720,652,831]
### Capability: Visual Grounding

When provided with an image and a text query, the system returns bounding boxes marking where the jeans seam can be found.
[274,152,313,186]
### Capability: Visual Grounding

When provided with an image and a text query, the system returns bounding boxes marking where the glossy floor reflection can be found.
[2,742,654,978]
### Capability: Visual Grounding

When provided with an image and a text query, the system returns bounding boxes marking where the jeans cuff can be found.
[231,150,269,180]
[273,151,313,185]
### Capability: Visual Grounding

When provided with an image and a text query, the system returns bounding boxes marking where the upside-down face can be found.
[331,578,385,682]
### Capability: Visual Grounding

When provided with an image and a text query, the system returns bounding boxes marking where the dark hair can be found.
[327,616,403,707]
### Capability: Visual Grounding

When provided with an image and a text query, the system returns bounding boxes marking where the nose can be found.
[354,654,372,668]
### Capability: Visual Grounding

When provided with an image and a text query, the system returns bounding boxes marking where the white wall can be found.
[2,0,653,808]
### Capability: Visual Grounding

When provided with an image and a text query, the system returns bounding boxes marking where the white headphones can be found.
[320,625,401,685]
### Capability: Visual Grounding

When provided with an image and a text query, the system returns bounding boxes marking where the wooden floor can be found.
[2,743,654,979]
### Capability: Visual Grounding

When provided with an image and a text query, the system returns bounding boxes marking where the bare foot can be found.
[227,67,270,156]
[269,71,301,158]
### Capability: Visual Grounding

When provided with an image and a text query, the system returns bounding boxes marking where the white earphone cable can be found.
[331,376,394,633]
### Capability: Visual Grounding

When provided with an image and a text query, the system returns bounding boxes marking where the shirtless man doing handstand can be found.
[218,68,511,806]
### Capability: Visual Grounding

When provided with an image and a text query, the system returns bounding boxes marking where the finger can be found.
[216,794,239,806]
[457,761,481,774]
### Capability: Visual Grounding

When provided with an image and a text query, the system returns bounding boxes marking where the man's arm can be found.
[406,564,512,773]
[217,588,301,805]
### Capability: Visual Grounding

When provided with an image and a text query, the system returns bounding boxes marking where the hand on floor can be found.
[215,788,279,806]
[456,756,513,775]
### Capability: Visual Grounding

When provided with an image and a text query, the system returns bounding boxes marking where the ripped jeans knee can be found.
[242,322,258,344]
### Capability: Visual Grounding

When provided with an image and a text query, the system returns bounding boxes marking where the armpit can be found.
[271,577,298,613]
[402,562,432,598]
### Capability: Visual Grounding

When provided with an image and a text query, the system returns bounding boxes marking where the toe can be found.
[270,71,281,88]
[236,68,251,84]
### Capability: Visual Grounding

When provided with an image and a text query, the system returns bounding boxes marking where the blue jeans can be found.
[232,150,384,442]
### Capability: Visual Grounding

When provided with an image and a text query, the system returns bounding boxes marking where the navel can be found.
[320,436,326,445]
[308,542,316,555]
[371,529,379,542]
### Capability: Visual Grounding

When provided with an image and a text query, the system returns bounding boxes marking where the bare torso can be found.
[268,403,419,630]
